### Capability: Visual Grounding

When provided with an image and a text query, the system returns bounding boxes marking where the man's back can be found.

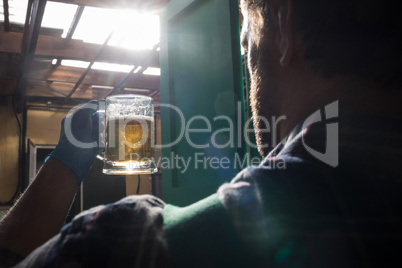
[215,104,402,267]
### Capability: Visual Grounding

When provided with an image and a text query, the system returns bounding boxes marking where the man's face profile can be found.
[240,0,279,157]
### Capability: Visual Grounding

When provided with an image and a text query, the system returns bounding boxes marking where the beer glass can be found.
[101,95,157,175]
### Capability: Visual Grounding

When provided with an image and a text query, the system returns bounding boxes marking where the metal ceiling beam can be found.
[66,5,85,39]
[2,0,10,32]
[106,43,159,97]
[15,0,48,112]
[65,31,114,100]
[22,0,33,49]
[105,65,140,97]
[149,90,158,97]
[55,5,85,65]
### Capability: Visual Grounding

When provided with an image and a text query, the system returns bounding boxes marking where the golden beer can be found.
[104,115,155,173]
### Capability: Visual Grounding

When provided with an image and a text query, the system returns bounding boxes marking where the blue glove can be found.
[48,101,104,184]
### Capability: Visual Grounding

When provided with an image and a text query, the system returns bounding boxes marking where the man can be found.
[1,0,402,267]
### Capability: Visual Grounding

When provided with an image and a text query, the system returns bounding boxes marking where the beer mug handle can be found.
[95,103,106,161]
[96,153,105,161]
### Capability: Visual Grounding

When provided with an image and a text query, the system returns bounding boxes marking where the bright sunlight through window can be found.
[0,0,28,25]
[1,1,160,50]
[41,2,77,35]
[72,7,160,50]
[1,1,161,75]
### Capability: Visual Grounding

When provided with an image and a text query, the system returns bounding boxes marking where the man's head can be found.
[240,0,402,157]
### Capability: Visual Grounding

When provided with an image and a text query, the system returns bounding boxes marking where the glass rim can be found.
[106,94,153,101]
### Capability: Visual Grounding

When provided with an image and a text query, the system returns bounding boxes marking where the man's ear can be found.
[270,0,294,67]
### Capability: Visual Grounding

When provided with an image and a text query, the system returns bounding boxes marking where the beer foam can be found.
[108,115,154,123]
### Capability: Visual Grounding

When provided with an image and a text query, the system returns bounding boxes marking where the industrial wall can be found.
[0,97,20,203]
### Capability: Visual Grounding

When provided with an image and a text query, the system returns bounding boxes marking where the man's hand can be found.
[49,101,103,184]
